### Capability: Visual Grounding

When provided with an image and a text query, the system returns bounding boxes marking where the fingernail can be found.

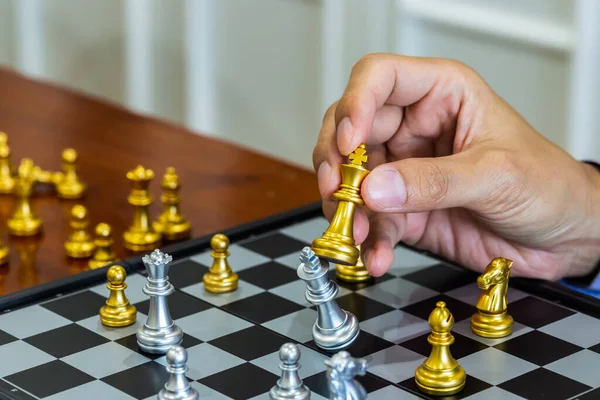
[337,117,355,154]
[366,168,406,209]
[317,161,333,197]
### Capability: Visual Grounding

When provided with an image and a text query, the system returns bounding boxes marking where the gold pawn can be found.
[8,159,43,236]
[335,245,372,282]
[55,148,86,199]
[0,132,15,194]
[153,167,191,241]
[312,144,370,266]
[64,205,95,258]
[123,165,161,252]
[89,223,117,269]
[415,301,466,396]
[203,234,238,293]
[99,265,137,327]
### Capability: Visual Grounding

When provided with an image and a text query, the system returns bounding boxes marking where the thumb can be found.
[362,153,483,213]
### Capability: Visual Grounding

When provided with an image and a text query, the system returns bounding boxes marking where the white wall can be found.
[1,0,598,169]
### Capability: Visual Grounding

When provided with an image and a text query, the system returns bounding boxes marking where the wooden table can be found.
[0,67,320,297]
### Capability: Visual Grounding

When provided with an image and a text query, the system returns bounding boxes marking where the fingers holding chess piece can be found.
[203,234,238,293]
[335,245,372,283]
[89,223,117,269]
[64,205,95,258]
[153,167,191,241]
[54,148,86,199]
[8,159,43,236]
[471,257,514,338]
[312,144,370,266]
[0,132,15,194]
[158,346,199,400]
[123,165,161,252]
[415,301,466,396]
[99,265,137,327]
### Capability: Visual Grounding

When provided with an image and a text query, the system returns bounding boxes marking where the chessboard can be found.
[1,202,600,400]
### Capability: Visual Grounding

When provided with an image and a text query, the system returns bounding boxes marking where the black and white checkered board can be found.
[1,215,600,400]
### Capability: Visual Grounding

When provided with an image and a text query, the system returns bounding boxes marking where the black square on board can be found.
[508,296,575,329]
[398,374,491,399]
[400,294,475,322]
[494,330,582,366]
[498,367,591,400]
[577,387,600,399]
[102,361,170,398]
[134,290,212,320]
[400,331,487,360]
[41,290,106,322]
[240,232,309,258]
[4,360,95,398]
[401,264,476,292]
[0,329,17,346]
[199,362,278,400]
[332,293,395,322]
[167,259,209,289]
[208,325,289,361]
[304,330,395,358]
[303,371,390,398]
[24,323,109,358]
[116,333,202,360]
[221,292,304,324]
[238,261,299,289]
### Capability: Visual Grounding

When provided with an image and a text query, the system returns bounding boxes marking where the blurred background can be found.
[0,0,598,169]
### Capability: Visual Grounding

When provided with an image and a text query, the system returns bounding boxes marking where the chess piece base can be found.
[88,259,114,270]
[8,217,42,237]
[123,231,161,252]
[137,323,183,354]
[0,244,8,265]
[415,363,466,396]
[311,237,359,266]
[313,310,360,351]
[65,241,95,258]
[158,389,198,400]
[471,310,513,338]
[336,264,372,283]
[56,181,86,199]
[203,272,238,293]
[100,304,137,327]
[0,179,14,194]
[269,385,311,400]
[154,218,191,241]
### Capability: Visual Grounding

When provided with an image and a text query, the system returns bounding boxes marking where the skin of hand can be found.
[313,53,600,281]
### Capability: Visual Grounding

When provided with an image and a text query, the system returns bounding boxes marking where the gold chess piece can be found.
[0,238,8,265]
[415,301,466,396]
[0,132,15,194]
[335,245,372,282]
[203,233,238,293]
[89,223,117,269]
[64,205,95,258]
[471,257,514,338]
[123,165,162,252]
[99,265,137,327]
[55,148,86,199]
[8,159,43,236]
[153,167,191,241]
[312,144,370,266]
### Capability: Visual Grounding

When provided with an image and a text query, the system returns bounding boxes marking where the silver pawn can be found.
[269,343,311,400]
[325,351,368,400]
[157,345,199,400]
[137,249,184,354]
[297,247,359,351]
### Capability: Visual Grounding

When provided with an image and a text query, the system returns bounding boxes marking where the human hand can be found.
[313,53,600,280]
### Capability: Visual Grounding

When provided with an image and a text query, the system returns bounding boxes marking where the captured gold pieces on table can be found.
[471,257,514,338]
[8,159,43,236]
[123,165,162,252]
[89,223,117,270]
[203,233,238,293]
[64,204,95,258]
[312,144,370,266]
[0,238,8,265]
[0,132,15,194]
[54,148,86,199]
[153,167,191,241]
[99,265,137,327]
[335,244,372,283]
[415,301,466,396]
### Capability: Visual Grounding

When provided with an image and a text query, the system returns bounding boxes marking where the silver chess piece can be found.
[325,351,368,400]
[297,247,359,351]
[157,345,199,400]
[269,343,311,400]
[137,249,184,354]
